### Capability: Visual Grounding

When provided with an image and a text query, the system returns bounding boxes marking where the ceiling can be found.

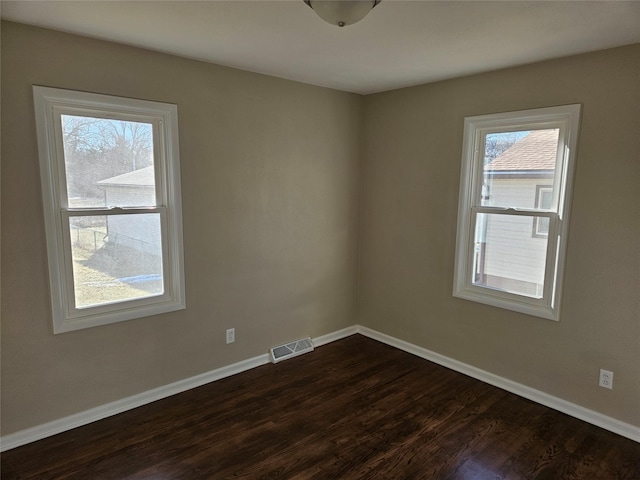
[2,1,640,95]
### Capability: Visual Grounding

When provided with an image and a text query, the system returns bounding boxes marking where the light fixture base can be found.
[304,1,381,28]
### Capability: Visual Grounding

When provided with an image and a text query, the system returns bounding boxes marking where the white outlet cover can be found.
[226,328,235,344]
[599,369,613,389]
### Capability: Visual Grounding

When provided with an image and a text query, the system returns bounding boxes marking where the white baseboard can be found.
[2,324,636,451]
[0,352,271,452]
[356,325,640,443]
[0,327,359,452]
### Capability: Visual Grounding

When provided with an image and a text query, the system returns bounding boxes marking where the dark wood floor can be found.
[2,335,639,479]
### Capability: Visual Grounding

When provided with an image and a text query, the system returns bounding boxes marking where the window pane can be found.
[481,129,559,209]
[70,214,163,308]
[61,115,155,208]
[473,213,548,298]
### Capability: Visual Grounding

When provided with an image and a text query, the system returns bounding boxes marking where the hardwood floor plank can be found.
[2,335,638,479]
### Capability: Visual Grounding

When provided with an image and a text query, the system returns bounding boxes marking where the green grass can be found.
[71,227,162,308]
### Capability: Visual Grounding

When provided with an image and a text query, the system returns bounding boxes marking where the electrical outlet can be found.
[599,369,613,389]
[226,328,235,344]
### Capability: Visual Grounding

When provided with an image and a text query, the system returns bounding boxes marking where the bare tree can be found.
[96,120,153,171]
[62,115,153,202]
[484,131,528,164]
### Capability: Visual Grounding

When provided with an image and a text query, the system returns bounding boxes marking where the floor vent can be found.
[270,337,314,364]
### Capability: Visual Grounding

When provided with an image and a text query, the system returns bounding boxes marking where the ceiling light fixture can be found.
[304,1,381,28]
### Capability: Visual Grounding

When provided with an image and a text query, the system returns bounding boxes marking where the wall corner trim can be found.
[2,324,636,451]
[356,325,640,443]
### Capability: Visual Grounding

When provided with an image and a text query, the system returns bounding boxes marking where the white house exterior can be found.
[96,166,162,257]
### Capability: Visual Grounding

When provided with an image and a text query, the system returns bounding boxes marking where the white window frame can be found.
[33,86,186,333]
[453,104,581,321]
[533,185,553,237]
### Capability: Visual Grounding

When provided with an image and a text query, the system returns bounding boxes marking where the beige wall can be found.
[2,20,638,437]
[1,22,362,435]
[358,44,640,426]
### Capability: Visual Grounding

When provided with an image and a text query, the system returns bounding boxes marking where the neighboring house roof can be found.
[485,129,559,172]
[97,166,155,187]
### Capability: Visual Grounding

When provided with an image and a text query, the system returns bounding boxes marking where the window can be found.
[33,86,185,333]
[453,105,581,320]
